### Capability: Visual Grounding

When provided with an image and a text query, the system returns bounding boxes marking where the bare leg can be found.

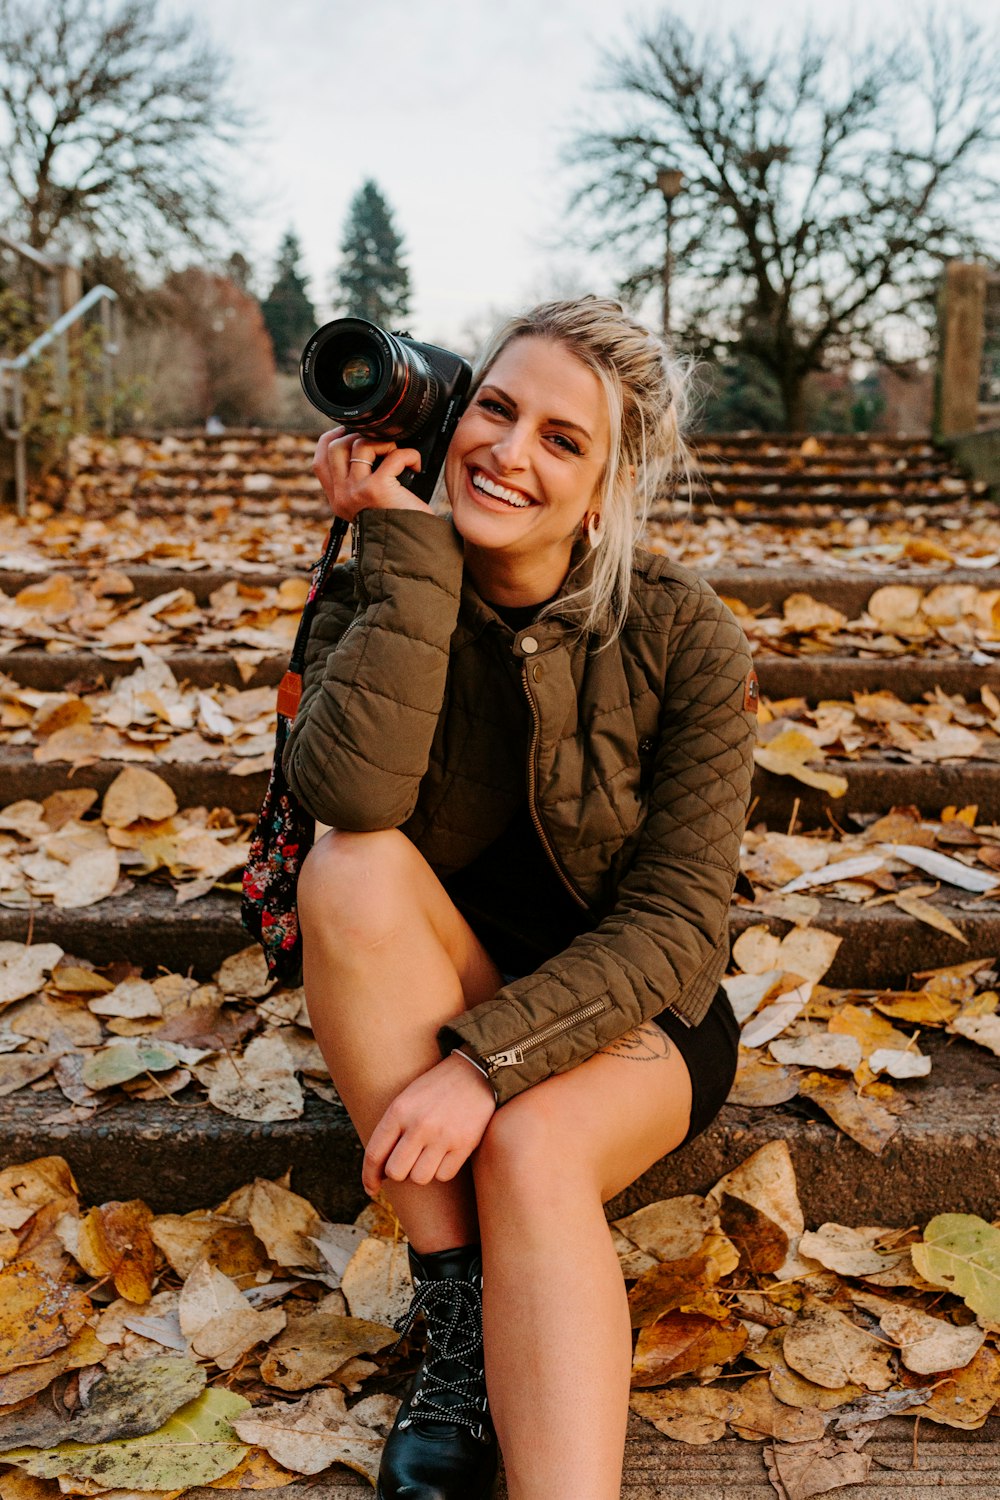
[473,1022,693,1500]
[296,827,503,1252]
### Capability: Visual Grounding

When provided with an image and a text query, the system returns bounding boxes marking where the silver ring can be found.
[349,458,374,467]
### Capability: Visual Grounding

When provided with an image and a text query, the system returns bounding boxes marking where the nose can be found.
[490,419,530,473]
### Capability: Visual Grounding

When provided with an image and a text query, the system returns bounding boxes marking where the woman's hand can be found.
[363,1053,497,1196]
[313,426,426,524]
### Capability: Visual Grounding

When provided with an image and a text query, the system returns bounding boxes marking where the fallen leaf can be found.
[782,1296,894,1391]
[770,1034,862,1072]
[231,1387,388,1483]
[707,1141,807,1278]
[101,769,178,829]
[215,1178,323,1271]
[150,1214,268,1280]
[797,1074,899,1155]
[906,1344,1000,1429]
[849,1290,986,1373]
[629,1386,738,1444]
[949,1012,1000,1056]
[911,1214,1000,1323]
[612,1196,714,1263]
[893,890,967,944]
[0,1387,249,1489]
[798,1225,910,1279]
[0,1261,91,1373]
[194,1035,303,1123]
[754,730,848,797]
[340,1235,414,1325]
[727,1051,801,1106]
[76,1202,156,1304]
[717,1194,789,1277]
[0,945,65,1009]
[728,1374,825,1443]
[258,1303,396,1391]
[764,1432,871,1500]
[0,1358,205,1449]
[627,1231,740,1328]
[179,1263,286,1371]
[631,1313,748,1386]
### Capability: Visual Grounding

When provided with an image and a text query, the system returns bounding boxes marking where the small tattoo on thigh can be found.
[598,1022,673,1062]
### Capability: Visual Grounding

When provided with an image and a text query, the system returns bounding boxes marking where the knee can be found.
[474,1087,593,1203]
[297,827,415,946]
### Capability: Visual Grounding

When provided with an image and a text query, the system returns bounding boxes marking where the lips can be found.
[467,464,536,509]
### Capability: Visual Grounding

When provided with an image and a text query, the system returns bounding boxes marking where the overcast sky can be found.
[166,0,1000,345]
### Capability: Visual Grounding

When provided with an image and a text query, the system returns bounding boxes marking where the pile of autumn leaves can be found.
[0,1144,998,1498]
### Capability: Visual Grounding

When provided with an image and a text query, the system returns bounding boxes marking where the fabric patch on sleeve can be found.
[743,668,760,713]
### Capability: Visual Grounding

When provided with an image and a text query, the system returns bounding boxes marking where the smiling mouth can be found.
[468,466,535,509]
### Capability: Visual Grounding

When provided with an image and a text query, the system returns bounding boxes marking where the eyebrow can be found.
[479,384,592,442]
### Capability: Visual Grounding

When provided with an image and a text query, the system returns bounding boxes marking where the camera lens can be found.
[300,318,439,439]
[341,354,379,392]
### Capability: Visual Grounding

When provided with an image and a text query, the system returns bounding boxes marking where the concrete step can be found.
[5,562,997,611]
[652,501,990,527]
[2,884,997,990]
[247,1414,1000,1499]
[3,645,994,702]
[2,743,1000,822]
[4,1023,996,1226]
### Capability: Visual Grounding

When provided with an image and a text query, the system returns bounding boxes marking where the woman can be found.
[284,298,757,1500]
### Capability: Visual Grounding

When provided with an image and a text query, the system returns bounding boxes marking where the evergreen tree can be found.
[261,229,316,373]
[333,180,411,327]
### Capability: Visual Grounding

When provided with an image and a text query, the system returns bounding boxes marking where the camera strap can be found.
[275,518,349,721]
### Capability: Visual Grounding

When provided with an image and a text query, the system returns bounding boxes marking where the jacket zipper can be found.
[521,661,588,910]
[482,997,611,1073]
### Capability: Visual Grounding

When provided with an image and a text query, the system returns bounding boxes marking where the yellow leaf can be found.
[754,730,848,797]
[76,1202,156,1304]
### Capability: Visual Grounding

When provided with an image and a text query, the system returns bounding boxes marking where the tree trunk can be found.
[780,372,807,432]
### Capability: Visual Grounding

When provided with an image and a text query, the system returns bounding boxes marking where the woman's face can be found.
[444,336,611,595]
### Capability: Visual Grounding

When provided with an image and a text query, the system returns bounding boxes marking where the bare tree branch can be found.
[562,6,1000,425]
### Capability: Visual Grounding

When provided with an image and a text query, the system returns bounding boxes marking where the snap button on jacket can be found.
[283,508,757,1105]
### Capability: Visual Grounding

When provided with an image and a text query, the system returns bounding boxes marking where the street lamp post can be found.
[654,168,684,343]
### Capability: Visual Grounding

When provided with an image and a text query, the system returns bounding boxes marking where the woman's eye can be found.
[478,398,509,416]
[549,433,581,454]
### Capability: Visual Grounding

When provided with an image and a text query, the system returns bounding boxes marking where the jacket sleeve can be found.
[437,584,757,1105]
[282,507,465,831]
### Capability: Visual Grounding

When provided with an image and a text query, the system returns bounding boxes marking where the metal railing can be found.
[0,283,119,516]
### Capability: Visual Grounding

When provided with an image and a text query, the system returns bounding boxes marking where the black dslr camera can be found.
[299,318,473,505]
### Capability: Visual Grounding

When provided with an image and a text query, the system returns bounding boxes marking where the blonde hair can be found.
[437,296,693,641]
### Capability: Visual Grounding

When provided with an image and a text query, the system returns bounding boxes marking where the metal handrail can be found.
[0,284,118,517]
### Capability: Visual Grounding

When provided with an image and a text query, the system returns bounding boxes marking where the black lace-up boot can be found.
[376,1241,498,1500]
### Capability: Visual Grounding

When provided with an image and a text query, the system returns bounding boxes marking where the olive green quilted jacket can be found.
[283,508,757,1105]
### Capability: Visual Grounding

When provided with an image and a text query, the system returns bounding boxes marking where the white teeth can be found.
[471,470,532,507]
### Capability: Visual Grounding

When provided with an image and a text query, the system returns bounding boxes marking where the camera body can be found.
[299,318,473,505]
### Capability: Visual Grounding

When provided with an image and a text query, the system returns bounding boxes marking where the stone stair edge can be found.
[3,885,999,991]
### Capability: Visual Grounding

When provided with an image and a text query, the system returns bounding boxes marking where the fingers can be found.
[312,427,423,521]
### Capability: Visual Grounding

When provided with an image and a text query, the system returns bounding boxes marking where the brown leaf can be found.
[258,1303,397,1391]
[717,1193,789,1276]
[215,1178,323,1271]
[627,1231,740,1328]
[729,1374,825,1442]
[629,1385,738,1444]
[797,1074,899,1155]
[765,1433,871,1500]
[782,1296,894,1391]
[906,1344,1000,1428]
[631,1313,748,1386]
[151,1214,269,1280]
[727,1050,801,1106]
[76,1200,156,1303]
[613,1195,714,1263]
